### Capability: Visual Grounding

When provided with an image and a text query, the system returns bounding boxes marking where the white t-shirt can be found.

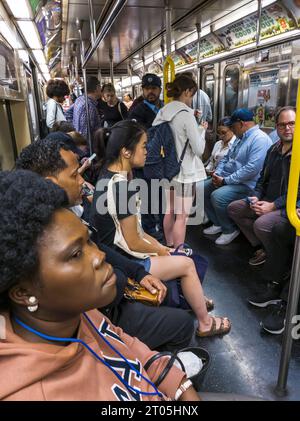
[46,98,66,128]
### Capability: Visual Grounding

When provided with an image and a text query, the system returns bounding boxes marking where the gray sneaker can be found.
[248,282,282,308]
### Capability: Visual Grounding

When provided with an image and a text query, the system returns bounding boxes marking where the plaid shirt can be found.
[73,95,101,139]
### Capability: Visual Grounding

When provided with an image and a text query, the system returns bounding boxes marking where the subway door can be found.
[0,99,18,170]
[201,64,219,162]
[23,64,40,142]
[219,61,241,119]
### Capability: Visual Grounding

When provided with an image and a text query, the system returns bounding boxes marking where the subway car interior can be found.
[0,0,300,402]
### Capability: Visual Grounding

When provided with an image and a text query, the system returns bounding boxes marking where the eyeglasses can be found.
[277,121,295,129]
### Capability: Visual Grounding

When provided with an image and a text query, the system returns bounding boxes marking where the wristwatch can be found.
[174,379,193,401]
[222,178,226,186]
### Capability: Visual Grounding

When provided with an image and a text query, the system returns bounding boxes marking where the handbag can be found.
[144,346,210,391]
[107,173,157,259]
[124,278,160,306]
[164,243,208,310]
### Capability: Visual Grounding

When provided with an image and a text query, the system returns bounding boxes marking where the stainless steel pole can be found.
[76,19,93,154]
[110,50,114,84]
[88,0,97,44]
[275,236,300,396]
[82,0,127,69]
[165,1,172,56]
[97,50,102,86]
[195,22,201,123]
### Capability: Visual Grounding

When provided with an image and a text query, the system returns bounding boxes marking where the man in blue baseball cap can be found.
[203,107,272,245]
[129,73,163,129]
[228,108,254,126]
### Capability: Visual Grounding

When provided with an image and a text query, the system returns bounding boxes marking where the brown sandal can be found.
[196,316,231,338]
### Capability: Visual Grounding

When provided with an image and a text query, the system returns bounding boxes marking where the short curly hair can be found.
[0,170,68,308]
[46,79,70,98]
[16,137,72,177]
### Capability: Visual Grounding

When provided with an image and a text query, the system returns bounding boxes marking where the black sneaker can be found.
[247,282,282,308]
[260,302,286,334]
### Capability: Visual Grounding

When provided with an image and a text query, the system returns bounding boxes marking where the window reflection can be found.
[204,73,215,111]
[225,67,239,116]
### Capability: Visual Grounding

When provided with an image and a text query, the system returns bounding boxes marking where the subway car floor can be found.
[185,225,300,401]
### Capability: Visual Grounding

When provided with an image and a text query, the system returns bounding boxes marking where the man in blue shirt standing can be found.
[73,76,102,140]
[203,108,272,245]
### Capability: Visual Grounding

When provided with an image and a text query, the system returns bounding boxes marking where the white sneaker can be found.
[215,230,240,245]
[203,225,222,235]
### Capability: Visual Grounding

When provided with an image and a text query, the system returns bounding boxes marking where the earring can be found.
[27,296,38,313]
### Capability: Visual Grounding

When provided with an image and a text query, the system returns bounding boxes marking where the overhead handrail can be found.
[82,0,127,69]
[163,55,175,104]
[275,81,300,396]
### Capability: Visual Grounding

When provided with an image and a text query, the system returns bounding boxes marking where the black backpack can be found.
[143,111,189,181]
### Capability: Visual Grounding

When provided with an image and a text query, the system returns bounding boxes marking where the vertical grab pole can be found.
[165,1,172,56]
[195,22,201,124]
[88,0,97,44]
[76,18,93,154]
[109,49,114,85]
[275,81,300,396]
[164,0,174,105]
[163,56,175,105]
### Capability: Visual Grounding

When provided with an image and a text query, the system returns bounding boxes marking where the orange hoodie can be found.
[0,309,185,401]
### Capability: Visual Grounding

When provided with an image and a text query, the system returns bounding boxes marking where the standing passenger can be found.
[180,71,212,123]
[123,93,133,110]
[73,76,102,140]
[98,83,128,127]
[152,75,206,248]
[128,74,164,238]
[46,79,70,129]
[129,73,163,129]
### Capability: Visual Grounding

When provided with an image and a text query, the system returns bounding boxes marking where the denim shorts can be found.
[131,257,151,272]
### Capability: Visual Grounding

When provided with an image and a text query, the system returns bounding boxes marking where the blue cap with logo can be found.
[141,73,161,88]
[228,108,254,125]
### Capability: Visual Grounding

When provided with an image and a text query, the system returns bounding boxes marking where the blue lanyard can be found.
[13,313,163,400]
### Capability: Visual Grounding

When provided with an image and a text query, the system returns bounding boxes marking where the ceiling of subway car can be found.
[62,0,258,75]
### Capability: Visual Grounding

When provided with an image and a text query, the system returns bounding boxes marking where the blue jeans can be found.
[204,178,250,234]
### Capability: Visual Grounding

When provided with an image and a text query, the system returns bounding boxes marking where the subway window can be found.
[224,66,239,116]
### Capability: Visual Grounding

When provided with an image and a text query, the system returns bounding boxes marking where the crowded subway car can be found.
[0,0,300,404]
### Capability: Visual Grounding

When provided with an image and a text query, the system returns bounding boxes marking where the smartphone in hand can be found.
[87,153,97,163]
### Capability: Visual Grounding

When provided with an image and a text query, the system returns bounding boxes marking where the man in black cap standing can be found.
[129,73,163,129]
[128,73,164,240]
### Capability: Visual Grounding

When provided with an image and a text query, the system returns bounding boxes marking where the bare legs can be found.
[149,255,230,333]
[163,187,194,248]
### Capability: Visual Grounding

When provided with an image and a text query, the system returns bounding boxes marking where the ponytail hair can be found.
[94,120,146,170]
[166,75,197,99]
